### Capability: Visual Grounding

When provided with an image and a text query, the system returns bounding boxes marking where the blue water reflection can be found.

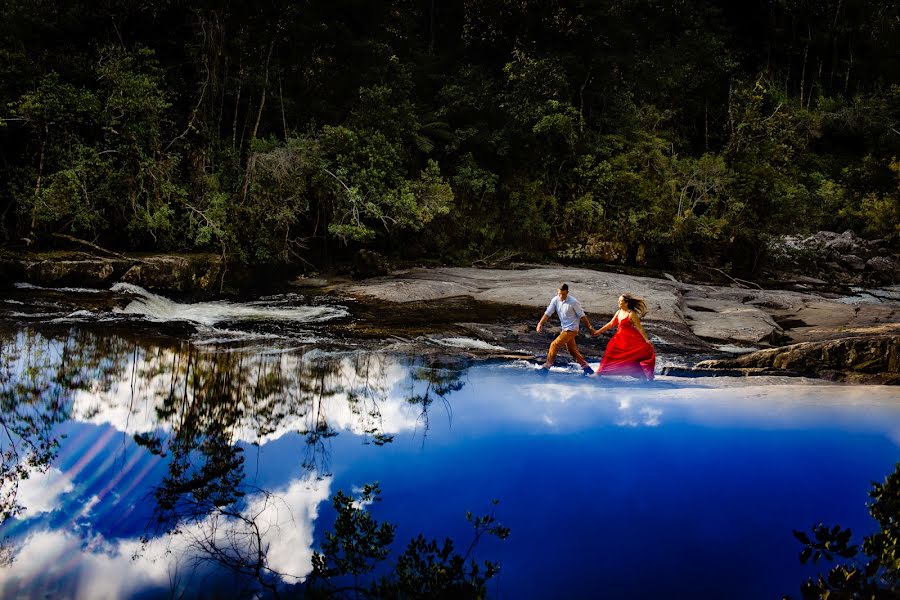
[0,329,898,599]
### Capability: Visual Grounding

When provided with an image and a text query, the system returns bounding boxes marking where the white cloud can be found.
[0,475,332,599]
[71,352,426,444]
[16,468,74,516]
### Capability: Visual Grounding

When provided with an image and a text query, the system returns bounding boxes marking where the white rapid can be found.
[110,282,348,327]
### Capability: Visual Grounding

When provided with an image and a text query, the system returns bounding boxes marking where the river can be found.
[0,284,898,599]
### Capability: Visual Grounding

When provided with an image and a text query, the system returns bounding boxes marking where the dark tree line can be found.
[1,0,898,274]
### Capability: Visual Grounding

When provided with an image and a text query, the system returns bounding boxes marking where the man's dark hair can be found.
[559,283,568,291]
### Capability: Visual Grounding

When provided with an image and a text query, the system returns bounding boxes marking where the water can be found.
[0,288,898,599]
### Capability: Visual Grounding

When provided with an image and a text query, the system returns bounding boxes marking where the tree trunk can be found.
[278,58,287,139]
[579,66,592,134]
[704,99,709,151]
[29,135,46,236]
[232,64,242,150]
[429,0,437,55]
[808,58,822,109]
[844,38,853,94]
[251,42,274,142]
[799,29,809,106]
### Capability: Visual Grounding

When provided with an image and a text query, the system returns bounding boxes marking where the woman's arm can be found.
[591,313,618,336]
[631,314,652,343]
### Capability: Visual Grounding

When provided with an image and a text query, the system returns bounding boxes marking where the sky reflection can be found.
[1,328,899,599]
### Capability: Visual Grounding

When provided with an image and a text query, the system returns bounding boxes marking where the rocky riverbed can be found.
[304,265,900,383]
[3,250,899,383]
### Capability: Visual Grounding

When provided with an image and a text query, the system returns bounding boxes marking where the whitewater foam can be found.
[14,282,107,294]
[427,336,508,351]
[110,282,348,327]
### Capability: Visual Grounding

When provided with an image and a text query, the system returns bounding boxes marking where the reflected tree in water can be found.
[787,461,900,600]
[0,328,133,523]
[306,483,509,600]
[132,349,472,597]
[0,327,477,596]
[405,357,466,438]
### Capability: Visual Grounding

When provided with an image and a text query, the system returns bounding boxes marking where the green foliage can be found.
[1,0,899,269]
[7,45,182,246]
[838,161,900,240]
[308,484,509,599]
[788,462,900,599]
[242,136,318,261]
[311,483,396,582]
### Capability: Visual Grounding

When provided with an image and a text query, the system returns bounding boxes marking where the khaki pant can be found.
[547,330,588,368]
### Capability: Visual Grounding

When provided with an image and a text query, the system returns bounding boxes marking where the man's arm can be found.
[579,314,595,334]
[537,298,556,332]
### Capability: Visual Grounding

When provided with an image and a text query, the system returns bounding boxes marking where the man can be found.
[536,283,595,375]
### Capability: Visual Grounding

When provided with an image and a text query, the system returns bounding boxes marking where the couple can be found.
[535,283,656,380]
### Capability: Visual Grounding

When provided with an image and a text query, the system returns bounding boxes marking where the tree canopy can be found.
[1,0,898,273]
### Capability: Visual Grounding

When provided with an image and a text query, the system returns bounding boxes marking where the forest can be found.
[1,0,898,275]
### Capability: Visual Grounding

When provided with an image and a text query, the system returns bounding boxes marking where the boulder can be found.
[824,230,866,255]
[694,335,900,383]
[681,294,784,344]
[22,255,124,286]
[768,231,900,286]
[866,256,899,283]
[120,254,225,294]
[352,250,391,279]
[557,237,629,264]
[840,254,866,271]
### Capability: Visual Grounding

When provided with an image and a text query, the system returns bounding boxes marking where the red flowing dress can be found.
[595,313,656,380]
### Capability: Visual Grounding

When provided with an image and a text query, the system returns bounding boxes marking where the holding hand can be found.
[536,323,543,333]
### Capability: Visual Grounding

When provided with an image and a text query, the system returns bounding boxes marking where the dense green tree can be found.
[1,0,898,272]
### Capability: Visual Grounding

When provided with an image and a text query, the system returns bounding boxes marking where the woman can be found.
[589,293,656,380]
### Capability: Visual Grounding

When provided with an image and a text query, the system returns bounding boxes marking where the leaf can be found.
[793,530,811,545]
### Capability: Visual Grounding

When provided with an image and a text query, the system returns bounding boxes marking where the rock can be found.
[768,230,900,286]
[558,237,628,264]
[681,294,783,344]
[661,366,805,378]
[23,256,124,287]
[3,251,228,295]
[352,250,391,279]
[824,230,865,255]
[334,266,900,347]
[694,335,900,383]
[120,254,225,294]
[866,256,899,284]
[840,254,866,271]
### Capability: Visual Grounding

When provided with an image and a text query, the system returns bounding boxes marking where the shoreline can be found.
[2,258,898,383]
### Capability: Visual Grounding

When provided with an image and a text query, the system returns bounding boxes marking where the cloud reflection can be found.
[69,349,438,444]
[615,397,664,427]
[14,468,74,516]
[0,475,331,599]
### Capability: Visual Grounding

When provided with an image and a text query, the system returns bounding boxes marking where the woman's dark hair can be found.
[621,293,647,317]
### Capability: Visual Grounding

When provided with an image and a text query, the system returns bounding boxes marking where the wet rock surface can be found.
[120,254,226,294]
[3,256,899,382]
[318,265,900,380]
[691,335,900,384]
[1,251,226,296]
[326,265,899,342]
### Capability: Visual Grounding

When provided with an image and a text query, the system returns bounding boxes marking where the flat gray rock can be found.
[331,266,900,346]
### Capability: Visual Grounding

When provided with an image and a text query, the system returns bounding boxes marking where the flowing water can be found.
[0,285,898,599]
